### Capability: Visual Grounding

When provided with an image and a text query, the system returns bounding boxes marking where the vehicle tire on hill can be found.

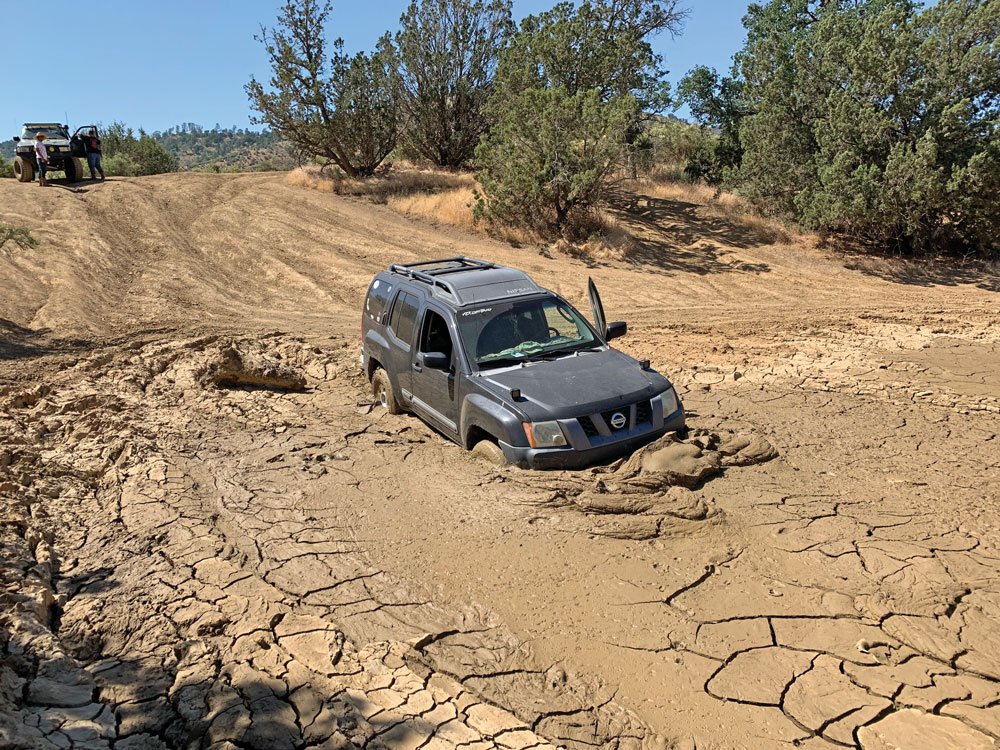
[64,157,82,183]
[13,156,34,183]
[471,439,508,467]
[372,369,402,414]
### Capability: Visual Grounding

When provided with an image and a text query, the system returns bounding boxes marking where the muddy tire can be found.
[13,156,34,183]
[471,439,507,467]
[372,369,402,414]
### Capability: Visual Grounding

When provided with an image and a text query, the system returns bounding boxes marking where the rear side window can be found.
[388,291,419,345]
[365,279,392,323]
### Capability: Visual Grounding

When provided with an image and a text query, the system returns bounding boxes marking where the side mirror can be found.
[12,136,19,142]
[606,321,628,341]
[423,352,450,370]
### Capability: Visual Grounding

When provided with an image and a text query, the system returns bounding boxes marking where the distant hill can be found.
[2,124,300,172]
[151,124,299,172]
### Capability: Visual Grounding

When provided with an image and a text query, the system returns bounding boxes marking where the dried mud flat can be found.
[1,174,999,750]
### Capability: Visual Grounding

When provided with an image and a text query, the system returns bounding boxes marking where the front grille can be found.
[635,400,652,425]
[601,407,630,431]
[578,416,599,438]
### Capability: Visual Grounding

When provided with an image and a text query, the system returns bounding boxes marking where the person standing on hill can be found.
[33,133,49,187]
[86,129,105,181]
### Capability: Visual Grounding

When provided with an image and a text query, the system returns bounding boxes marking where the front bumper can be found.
[500,405,686,469]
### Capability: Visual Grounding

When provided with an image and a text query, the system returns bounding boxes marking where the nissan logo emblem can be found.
[609,412,627,429]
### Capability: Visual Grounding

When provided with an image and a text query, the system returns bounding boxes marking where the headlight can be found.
[522,420,567,448]
[656,388,679,415]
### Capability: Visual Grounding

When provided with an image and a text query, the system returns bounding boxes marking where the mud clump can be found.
[615,429,778,489]
[199,343,307,392]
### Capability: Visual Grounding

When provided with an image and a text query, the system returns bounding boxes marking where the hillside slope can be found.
[2,174,999,750]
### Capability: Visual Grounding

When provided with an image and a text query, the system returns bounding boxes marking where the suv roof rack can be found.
[388,257,498,296]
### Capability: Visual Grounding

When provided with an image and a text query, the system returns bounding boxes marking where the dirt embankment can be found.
[1,173,999,750]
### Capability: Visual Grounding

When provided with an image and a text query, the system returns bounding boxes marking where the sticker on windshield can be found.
[461,307,493,316]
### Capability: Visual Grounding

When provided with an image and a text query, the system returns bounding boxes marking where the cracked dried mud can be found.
[2,173,999,750]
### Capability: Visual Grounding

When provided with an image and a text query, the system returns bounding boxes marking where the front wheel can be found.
[371,369,402,414]
[13,156,34,183]
[471,439,507,467]
[63,157,82,182]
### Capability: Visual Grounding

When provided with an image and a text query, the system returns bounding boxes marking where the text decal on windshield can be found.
[461,307,493,316]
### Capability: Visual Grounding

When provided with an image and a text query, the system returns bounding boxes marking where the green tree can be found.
[675,65,747,182]
[476,87,634,230]
[246,0,400,177]
[476,0,686,233]
[395,0,513,167]
[0,156,13,179]
[732,0,1000,255]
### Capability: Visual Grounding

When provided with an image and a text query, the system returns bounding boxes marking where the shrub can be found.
[100,122,178,176]
[0,223,38,251]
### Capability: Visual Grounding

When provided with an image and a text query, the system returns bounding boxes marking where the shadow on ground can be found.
[601,192,774,276]
[0,319,92,360]
[843,254,1000,293]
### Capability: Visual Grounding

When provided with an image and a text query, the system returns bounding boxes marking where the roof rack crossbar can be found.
[388,257,498,296]
[387,264,457,295]
[395,256,495,273]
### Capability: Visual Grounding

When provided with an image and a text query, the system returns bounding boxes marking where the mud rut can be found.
[2,174,999,750]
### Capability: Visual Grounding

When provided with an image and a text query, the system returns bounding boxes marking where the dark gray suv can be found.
[360,257,685,469]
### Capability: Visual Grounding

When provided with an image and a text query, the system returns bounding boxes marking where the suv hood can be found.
[478,348,669,419]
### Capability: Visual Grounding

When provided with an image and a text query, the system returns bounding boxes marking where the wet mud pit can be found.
[3,329,998,750]
[1,173,999,750]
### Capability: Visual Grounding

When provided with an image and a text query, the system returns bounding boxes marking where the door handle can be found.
[412,364,423,372]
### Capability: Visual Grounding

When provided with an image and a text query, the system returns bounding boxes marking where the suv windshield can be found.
[458,295,599,368]
[21,125,69,140]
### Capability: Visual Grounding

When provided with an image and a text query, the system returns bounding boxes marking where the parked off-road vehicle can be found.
[360,257,685,469]
[11,123,97,183]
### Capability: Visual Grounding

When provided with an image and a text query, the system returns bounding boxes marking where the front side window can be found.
[457,296,597,368]
[419,309,454,360]
[388,291,419,345]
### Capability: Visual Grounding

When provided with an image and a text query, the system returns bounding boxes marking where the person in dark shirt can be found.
[85,129,105,181]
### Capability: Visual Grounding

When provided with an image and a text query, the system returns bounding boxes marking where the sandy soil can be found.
[2,173,999,750]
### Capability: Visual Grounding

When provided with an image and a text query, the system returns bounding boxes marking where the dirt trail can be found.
[2,173,999,750]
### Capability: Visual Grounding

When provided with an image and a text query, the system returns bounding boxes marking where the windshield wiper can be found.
[548,343,602,355]
[477,356,531,370]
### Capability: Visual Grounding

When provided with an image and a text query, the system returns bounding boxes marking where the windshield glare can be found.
[21,125,69,140]
[458,296,598,367]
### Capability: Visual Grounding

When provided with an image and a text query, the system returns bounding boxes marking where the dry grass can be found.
[283,165,475,202]
[285,165,542,246]
[388,187,477,231]
[284,164,804,262]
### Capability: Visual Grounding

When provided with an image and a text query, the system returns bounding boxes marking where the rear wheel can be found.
[13,156,34,183]
[471,439,507,467]
[371,369,402,414]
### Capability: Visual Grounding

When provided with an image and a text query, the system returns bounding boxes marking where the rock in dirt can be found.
[199,344,306,392]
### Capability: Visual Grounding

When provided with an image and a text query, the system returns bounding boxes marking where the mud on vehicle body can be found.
[361,257,686,469]
[11,123,97,183]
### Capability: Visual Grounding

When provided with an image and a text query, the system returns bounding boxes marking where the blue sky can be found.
[0,0,749,138]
